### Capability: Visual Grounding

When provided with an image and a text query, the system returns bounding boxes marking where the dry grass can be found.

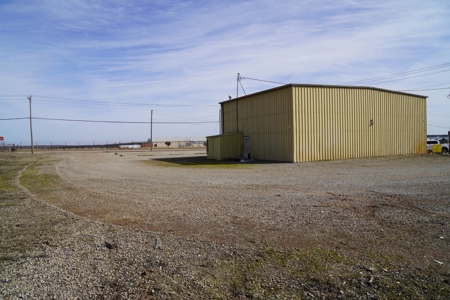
[0,154,66,262]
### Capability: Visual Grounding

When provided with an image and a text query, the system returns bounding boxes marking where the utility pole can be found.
[27,95,34,153]
[150,109,153,152]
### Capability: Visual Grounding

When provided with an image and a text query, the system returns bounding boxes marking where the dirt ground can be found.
[1,149,450,299]
[41,149,450,250]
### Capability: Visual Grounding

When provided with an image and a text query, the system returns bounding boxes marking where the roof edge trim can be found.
[219,84,428,104]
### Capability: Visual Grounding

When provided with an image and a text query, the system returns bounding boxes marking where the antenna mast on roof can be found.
[236,73,239,98]
[236,73,246,98]
[235,73,247,133]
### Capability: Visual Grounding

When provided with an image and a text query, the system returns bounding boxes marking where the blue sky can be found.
[1,0,450,145]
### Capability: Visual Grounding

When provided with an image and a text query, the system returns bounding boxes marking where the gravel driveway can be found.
[1,149,450,299]
[46,150,450,247]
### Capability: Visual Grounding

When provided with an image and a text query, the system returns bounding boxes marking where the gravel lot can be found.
[1,149,450,299]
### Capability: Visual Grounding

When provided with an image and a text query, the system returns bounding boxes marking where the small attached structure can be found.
[206,84,427,162]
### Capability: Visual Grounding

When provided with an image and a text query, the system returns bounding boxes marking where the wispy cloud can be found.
[1,0,450,144]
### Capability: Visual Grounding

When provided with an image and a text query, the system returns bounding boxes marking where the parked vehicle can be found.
[427,140,449,153]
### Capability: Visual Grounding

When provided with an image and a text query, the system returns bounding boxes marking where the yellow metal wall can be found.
[292,86,427,162]
[218,85,426,162]
[222,88,294,162]
[207,132,243,160]
[222,100,238,134]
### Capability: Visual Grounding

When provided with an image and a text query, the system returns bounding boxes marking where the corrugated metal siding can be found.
[206,132,243,160]
[222,87,294,162]
[222,101,238,134]
[292,87,427,162]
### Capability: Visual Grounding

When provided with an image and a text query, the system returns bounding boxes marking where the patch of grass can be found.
[206,244,349,299]
[0,157,27,190]
[18,159,73,207]
[19,164,59,193]
[0,155,32,211]
[380,274,450,300]
[358,250,450,299]
[0,174,16,190]
[0,153,67,260]
[366,249,408,270]
[205,242,450,299]
[0,154,35,192]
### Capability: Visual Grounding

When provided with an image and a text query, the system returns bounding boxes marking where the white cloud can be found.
[1,0,450,144]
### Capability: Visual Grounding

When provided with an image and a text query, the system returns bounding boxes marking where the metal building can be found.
[207,84,427,162]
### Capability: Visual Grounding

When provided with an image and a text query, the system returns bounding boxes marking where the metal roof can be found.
[219,84,428,104]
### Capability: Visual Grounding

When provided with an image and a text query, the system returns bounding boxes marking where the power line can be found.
[0,117,29,121]
[343,62,450,85]
[240,76,286,85]
[427,124,449,129]
[32,117,218,124]
[408,82,450,89]
[399,87,450,92]
[0,116,218,124]
[428,113,449,118]
[355,69,450,85]
[8,116,444,130]
[239,63,450,91]
[156,112,219,121]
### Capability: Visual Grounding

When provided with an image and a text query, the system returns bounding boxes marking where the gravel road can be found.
[1,149,450,299]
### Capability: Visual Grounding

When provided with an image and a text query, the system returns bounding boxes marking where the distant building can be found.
[207,84,427,162]
[427,134,449,142]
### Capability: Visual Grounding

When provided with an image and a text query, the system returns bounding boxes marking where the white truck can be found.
[427,140,449,154]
